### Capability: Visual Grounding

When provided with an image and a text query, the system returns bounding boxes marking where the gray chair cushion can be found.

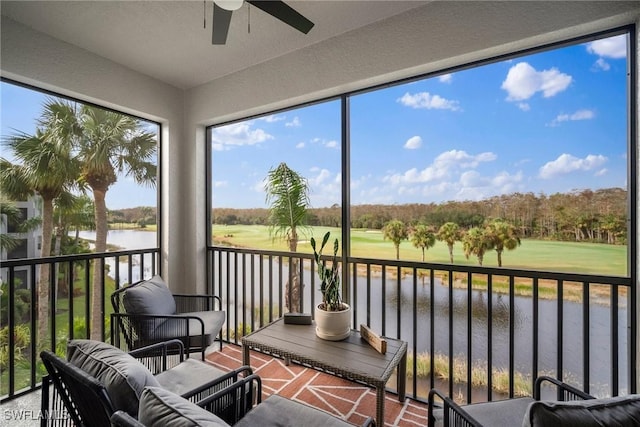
[138,386,230,427]
[433,397,535,427]
[123,275,176,316]
[155,358,227,397]
[234,394,354,427]
[152,310,226,348]
[67,340,160,417]
[523,394,640,427]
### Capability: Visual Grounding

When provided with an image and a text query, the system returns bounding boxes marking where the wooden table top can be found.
[242,319,407,386]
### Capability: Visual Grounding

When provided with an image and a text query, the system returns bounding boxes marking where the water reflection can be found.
[75,230,156,285]
[219,252,628,395]
[86,230,629,395]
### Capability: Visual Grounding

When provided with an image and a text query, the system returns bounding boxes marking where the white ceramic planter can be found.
[314,303,351,341]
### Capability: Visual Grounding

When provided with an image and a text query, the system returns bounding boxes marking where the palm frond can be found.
[265,163,310,245]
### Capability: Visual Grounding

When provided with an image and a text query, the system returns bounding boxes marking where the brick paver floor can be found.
[207,344,428,427]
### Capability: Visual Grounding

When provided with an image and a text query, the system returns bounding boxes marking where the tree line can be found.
[109,206,157,227]
[213,187,626,245]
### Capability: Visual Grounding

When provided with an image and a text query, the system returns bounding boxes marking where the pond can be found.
[83,229,629,396]
[76,230,157,284]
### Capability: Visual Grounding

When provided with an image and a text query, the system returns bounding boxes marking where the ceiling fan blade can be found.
[212,3,233,45]
[247,1,314,34]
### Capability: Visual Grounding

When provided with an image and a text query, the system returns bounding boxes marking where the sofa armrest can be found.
[183,365,254,400]
[196,374,262,424]
[534,376,594,401]
[127,339,185,373]
[111,312,206,352]
[173,294,222,313]
[110,410,146,427]
[428,388,482,427]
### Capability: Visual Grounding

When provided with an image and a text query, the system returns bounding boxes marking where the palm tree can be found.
[437,222,462,263]
[382,219,408,260]
[462,227,493,266]
[1,126,77,346]
[45,101,157,339]
[52,193,95,298]
[264,163,310,312]
[53,193,95,256]
[410,224,436,262]
[485,219,521,267]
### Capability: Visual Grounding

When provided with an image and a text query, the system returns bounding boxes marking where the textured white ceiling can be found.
[1,0,429,89]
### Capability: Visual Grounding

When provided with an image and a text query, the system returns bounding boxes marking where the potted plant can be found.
[311,231,351,340]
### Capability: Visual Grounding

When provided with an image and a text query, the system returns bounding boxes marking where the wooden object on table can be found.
[359,324,387,354]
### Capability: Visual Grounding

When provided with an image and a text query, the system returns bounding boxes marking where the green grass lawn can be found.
[213,224,626,276]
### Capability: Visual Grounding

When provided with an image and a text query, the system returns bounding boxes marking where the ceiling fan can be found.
[212,0,314,45]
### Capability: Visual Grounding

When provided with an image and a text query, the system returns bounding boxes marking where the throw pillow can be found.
[67,339,160,417]
[139,386,230,427]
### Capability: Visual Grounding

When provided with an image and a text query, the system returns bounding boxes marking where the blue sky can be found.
[0,84,159,210]
[1,33,629,211]
[211,33,629,209]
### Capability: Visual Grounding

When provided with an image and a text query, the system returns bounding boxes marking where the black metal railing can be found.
[2,245,636,406]
[207,245,636,404]
[0,248,159,401]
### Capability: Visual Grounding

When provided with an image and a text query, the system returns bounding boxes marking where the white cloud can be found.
[539,153,608,179]
[549,109,595,126]
[307,169,341,206]
[382,149,496,185]
[352,166,521,205]
[310,168,331,185]
[397,92,461,111]
[404,136,422,149]
[518,103,531,111]
[308,137,338,149]
[296,142,305,149]
[455,170,523,200]
[211,122,273,151]
[260,114,285,123]
[459,170,484,187]
[501,62,572,102]
[325,140,338,149]
[439,74,453,83]
[353,150,527,205]
[587,35,627,59]
[252,178,267,193]
[213,180,228,188]
[593,58,611,71]
[285,116,301,127]
[595,168,608,177]
[436,150,497,168]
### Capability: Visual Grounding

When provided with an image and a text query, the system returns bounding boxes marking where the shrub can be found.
[0,324,31,372]
[229,323,252,340]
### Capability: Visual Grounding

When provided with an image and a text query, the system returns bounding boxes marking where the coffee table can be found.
[241,319,407,426]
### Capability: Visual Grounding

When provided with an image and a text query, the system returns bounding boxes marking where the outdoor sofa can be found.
[428,375,640,426]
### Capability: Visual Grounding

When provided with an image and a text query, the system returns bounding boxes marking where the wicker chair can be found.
[111,275,225,358]
[40,339,252,427]
[428,376,595,427]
